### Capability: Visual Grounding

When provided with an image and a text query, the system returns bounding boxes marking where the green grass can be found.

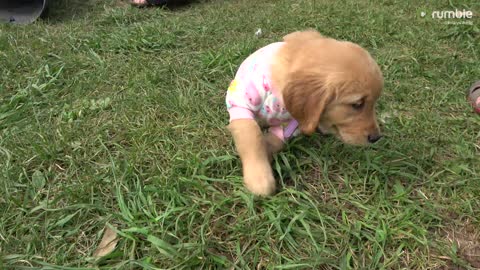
[1,0,479,269]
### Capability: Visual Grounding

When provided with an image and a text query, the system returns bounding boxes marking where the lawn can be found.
[0,0,479,269]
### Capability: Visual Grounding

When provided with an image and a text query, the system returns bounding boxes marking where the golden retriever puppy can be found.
[226,30,383,196]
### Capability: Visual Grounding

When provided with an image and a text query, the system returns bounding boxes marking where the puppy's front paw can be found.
[243,162,276,196]
[264,132,284,161]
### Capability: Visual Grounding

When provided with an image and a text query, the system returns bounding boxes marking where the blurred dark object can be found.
[0,0,48,24]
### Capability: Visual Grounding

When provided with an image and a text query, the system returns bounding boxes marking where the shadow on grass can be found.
[41,0,203,23]
[40,0,98,23]
[132,0,206,11]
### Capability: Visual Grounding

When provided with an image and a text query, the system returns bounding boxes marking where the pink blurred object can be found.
[467,81,480,114]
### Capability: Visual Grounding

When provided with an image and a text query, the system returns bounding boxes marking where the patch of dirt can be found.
[440,219,480,269]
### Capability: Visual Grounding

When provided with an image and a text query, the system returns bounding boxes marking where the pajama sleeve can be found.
[225,78,262,122]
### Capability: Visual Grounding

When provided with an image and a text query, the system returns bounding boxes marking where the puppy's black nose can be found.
[368,134,382,143]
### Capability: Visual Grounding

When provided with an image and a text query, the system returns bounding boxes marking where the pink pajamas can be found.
[226,42,299,141]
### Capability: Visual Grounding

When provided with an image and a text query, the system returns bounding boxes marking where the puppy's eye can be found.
[351,100,365,110]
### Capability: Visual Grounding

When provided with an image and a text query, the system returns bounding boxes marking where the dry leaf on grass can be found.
[93,225,119,258]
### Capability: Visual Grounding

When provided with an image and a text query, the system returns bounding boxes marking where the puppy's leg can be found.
[264,132,284,162]
[228,119,276,196]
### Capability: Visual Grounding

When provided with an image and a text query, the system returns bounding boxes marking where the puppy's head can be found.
[281,30,383,145]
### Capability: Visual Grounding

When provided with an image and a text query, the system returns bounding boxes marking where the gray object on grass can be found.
[0,0,48,24]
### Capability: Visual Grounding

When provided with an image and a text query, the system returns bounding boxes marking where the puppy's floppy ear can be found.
[283,29,323,43]
[283,72,334,135]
